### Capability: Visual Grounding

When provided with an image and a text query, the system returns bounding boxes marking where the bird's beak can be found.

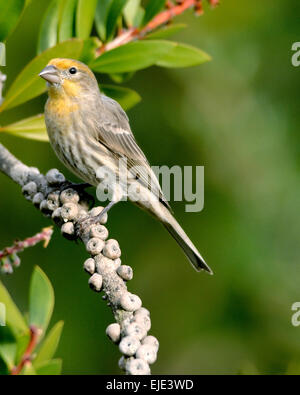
[39,65,60,84]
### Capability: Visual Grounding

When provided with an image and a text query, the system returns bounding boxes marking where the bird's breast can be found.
[45,96,79,131]
[44,96,107,186]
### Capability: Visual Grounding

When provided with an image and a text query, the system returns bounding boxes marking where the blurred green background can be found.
[1,0,300,374]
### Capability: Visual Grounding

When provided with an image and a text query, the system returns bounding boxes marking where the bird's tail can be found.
[162,211,213,274]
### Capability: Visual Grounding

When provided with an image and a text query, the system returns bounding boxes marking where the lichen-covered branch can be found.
[0,142,158,375]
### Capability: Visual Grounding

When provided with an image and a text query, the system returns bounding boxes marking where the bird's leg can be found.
[76,200,118,234]
[91,182,124,222]
[89,200,118,224]
[95,200,116,221]
[76,184,123,234]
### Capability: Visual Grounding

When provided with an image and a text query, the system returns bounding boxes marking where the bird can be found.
[39,58,212,274]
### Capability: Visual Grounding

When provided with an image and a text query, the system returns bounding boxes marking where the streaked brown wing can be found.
[95,95,171,210]
[98,122,148,165]
[97,122,171,208]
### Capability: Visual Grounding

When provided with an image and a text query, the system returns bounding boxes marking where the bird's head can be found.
[39,58,98,98]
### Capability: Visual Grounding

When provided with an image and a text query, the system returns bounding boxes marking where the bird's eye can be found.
[69,67,77,75]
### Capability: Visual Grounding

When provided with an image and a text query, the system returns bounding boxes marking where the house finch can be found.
[39,58,212,274]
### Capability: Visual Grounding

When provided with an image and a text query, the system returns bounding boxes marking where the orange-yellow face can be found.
[48,58,95,79]
[39,58,98,99]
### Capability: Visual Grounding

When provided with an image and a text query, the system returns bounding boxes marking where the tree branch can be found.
[0,226,53,274]
[97,0,219,55]
[0,142,158,375]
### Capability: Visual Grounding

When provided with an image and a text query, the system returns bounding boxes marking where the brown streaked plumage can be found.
[39,58,212,274]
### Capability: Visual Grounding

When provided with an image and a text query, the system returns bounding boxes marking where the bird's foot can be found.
[75,207,109,235]
[75,201,117,235]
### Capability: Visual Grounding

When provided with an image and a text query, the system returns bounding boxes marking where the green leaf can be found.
[132,7,144,27]
[0,357,9,375]
[101,84,141,111]
[80,36,101,64]
[109,71,135,84]
[123,0,141,27]
[0,39,84,112]
[36,0,60,54]
[0,0,26,42]
[34,321,64,368]
[0,280,28,337]
[0,114,48,142]
[90,39,175,73]
[145,23,187,39]
[156,42,211,68]
[94,0,111,41]
[0,326,17,369]
[106,0,128,39]
[58,0,78,42]
[29,267,54,334]
[36,359,62,375]
[76,0,98,39]
[20,362,36,375]
[141,0,165,27]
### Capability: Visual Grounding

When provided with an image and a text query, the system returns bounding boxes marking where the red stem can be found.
[97,0,213,55]
[143,0,197,33]
[0,227,53,261]
[11,326,40,375]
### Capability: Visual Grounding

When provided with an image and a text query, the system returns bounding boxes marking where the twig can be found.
[11,325,41,375]
[0,227,53,274]
[97,0,219,55]
[0,142,158,375]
